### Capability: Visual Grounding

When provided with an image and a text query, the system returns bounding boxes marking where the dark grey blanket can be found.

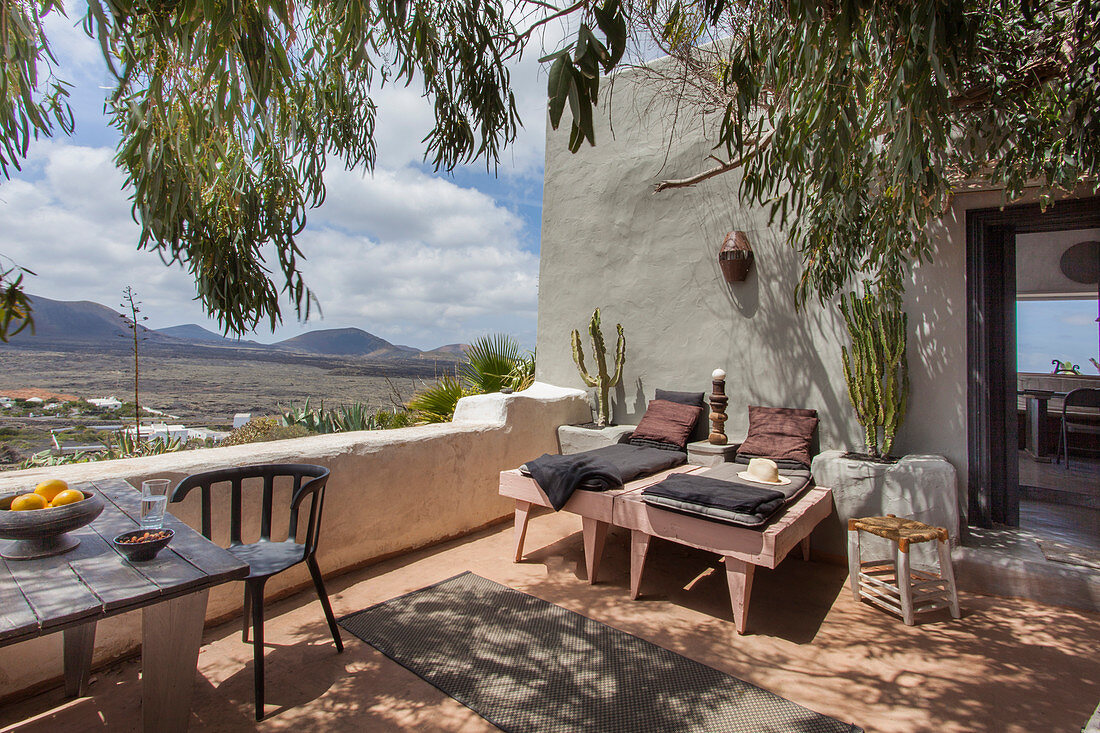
[525,452,622,510]
[641,474,786,516]
[523,444,687,511]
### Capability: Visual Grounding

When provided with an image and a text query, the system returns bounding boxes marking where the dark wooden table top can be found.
[0,478,248,646]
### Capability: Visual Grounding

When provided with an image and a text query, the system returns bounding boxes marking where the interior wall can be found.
[535,70,981,508]
[1016,228,1100,299]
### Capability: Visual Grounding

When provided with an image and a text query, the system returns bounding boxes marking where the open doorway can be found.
[967,197,1100,556]
[1015,229,1100,552]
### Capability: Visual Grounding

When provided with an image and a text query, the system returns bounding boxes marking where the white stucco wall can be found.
[536,71,984,510]
[0,383,590,698]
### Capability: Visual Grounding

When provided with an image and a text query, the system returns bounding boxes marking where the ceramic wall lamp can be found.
[719,231,754,283]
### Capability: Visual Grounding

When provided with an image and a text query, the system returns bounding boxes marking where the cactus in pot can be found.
[840,286,909,458]
[571,308,626,427]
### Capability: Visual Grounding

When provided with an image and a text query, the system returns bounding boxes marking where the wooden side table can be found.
[847,514,960,625]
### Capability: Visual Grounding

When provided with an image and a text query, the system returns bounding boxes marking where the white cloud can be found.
[1061,312,1099,327]
[0,8,556,350]
[0,142,539,349]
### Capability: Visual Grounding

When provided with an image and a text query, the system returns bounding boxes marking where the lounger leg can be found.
[937,538,961,619]
[847,528,862,602]
[581,517,609,584]
[629,531,652,600]
[513,500,533,563]
[724,556,755,634]
[897,545,915,626]
[800,535,811,562]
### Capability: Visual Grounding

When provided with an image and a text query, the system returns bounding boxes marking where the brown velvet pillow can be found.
[735,405,819,468]
[629,399,703,451]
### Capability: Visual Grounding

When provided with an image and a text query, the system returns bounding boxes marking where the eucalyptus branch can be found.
[653,132,773,192]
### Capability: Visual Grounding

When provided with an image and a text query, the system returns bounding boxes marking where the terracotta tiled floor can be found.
[2,509,1099,732]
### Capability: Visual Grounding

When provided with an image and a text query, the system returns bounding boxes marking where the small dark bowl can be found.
[113,528,174,562]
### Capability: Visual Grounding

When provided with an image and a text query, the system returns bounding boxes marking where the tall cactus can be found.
[571,308,626,427]
[840,287,909,458]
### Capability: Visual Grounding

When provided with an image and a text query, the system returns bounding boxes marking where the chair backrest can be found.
[171,464,330,558]
[1063,387,1100,417]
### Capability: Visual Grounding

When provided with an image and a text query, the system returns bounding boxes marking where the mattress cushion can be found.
[641,462,812,527]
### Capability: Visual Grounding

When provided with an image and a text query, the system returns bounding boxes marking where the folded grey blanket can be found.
[524,452,622,510]
[522,444,687,511]
[641,463,812,527]
[642,474,785,517]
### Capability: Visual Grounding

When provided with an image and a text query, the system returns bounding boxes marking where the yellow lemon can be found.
[34,479,69,503]
[49,489,85,507]
[10,493,48,511]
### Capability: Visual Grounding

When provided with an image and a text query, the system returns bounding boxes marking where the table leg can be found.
[629,531,651,600]
[513,500,533,563]
[724,556,755,634]
[1026,396,1053,462]
[142,589,209,733]
[63,622,96,697]
[581,517,609,584]
[800,535,811,561]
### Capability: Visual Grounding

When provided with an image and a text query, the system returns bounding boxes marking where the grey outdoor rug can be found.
[338,572,862,733]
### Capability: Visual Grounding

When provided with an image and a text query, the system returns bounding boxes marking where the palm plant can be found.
[408,334,534,423]
[407,376,471,424]
[460,334,523,393]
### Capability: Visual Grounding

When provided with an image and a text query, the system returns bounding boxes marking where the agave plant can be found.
[281,398,415,433]
[18,431,188,469]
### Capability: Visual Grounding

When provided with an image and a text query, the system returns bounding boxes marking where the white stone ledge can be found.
[0,381,589,699]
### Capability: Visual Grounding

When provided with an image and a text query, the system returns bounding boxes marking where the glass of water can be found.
[140,479,171,529]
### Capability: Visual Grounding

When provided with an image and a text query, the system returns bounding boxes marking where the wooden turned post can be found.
[709,368,728,445]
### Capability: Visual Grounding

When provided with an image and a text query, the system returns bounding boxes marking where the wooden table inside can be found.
[0,478,249,732]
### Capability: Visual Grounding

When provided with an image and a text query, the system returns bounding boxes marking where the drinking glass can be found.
[140,479,171,529]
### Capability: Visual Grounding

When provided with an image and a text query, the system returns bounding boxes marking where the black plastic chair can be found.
[1056,388,1100,469]
[171,464,343,720]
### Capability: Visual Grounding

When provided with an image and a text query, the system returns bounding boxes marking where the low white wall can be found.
[0,382,590,699]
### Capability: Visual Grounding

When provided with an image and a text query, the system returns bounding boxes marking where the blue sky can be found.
[0,7,557,351]
[1017,300,1099,374]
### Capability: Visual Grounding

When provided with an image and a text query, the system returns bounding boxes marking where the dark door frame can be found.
[966,195,1100,529]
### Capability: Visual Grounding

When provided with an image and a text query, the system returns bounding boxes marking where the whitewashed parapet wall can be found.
[0,382,589,699]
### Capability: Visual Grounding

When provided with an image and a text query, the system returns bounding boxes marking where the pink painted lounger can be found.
[499,461,833,634]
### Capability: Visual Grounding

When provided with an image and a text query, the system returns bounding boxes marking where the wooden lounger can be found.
[499,467,834,634]
[615,486,834,633]
[498,465,702,583]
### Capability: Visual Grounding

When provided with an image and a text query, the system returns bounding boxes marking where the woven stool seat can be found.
[847,514,948,552]
[847,514,960,625]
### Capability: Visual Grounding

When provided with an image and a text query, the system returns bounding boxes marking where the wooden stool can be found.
[847,514,960,625]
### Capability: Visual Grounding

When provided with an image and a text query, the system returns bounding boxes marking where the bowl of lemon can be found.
[0,479,105,560]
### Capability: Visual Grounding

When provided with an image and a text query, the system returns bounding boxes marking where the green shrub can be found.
[222,417,312,446]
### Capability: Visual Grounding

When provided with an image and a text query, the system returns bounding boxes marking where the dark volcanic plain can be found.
[0,340,459,421]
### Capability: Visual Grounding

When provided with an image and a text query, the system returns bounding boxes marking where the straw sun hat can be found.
[737,457,791,486]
